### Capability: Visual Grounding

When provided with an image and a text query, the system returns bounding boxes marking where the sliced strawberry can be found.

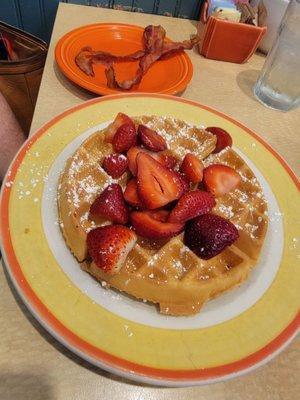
[206,127,233,153]
[124,178,143,208]
[87,225,137,274]
[102,153,128,178]
[168,190,216,223]
[89,183,129,224]
[128,147,177,176]
[136,153,183,209]
[173,171,190,195]
[105,113,134,143]
[180,153,204,183]
[127,146,160,176]
[156,154,178,170]
[131,210,184,239]
[112,122,137,153]
[184,214,238,259]
[127,146,143,176]
[203,164,241,197]
[138,125,167,152]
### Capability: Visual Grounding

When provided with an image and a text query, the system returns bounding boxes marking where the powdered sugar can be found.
[179,245,189,255]
[172,259,186,277]
[143,116,213,158]
[218,204,234,219]
[147,253,159,267]
[245,223,259,239]
[57,115,270,292]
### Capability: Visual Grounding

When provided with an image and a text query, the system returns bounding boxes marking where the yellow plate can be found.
[0,94,299,386]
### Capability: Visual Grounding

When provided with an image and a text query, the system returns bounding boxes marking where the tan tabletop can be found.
[1,3,299,399]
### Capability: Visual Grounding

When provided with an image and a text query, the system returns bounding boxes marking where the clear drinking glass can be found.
[254,0,300,111]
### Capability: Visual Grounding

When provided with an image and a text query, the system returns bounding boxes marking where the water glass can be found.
[254,0,300,111]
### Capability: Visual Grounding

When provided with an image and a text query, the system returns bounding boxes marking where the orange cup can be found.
[197,1,267,63]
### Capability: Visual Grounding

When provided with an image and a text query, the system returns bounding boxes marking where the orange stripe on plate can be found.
[1,94,299,381]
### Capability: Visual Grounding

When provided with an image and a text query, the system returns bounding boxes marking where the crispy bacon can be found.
[143,25,166,53]
[75,47,145,76]
[92,49,145,64]
[75,47,94,76]
[75,25,199,90]
[105,51,162,90]
[106,26,166,90]
[160,35,199,59]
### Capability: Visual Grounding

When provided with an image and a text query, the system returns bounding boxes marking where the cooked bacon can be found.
[105,50,163,90]
[143,25,166,53]
[160,35,199,59]
[75,47,94,76]
[75,47,145,76]
[106,26,166,90]
[105,65,140,90]
[92,49,145,64]
[75,25,199,90]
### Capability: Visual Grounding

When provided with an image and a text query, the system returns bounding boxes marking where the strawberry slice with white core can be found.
[127,146,177,176]
[87,225,137,274]
[136,153,183,209]
[203,164,241,197]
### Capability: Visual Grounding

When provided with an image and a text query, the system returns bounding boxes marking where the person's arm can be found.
[0,92,26,181]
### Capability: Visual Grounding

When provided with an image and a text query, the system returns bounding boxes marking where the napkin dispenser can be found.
[197,0,267,63]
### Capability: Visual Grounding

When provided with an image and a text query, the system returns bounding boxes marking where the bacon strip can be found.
[105,50,162,90]
[106,26,166,90]
[143,25,166,53]
[160,35,200,59]
[75,25,199,90]
[75,47,94,76]
[75,47,145,76]
[92,49,145,64]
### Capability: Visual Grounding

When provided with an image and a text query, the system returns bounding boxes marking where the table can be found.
[1,3,299,399]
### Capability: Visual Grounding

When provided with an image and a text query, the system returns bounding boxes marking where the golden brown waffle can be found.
[58,116,268,316]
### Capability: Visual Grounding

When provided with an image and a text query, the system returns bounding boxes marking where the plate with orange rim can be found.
[0,94,299,386]
[55,23,194,96]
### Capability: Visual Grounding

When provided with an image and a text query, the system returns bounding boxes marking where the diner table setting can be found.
[0,1,299,399]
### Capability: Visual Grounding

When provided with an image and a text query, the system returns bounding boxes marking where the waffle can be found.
[58,116,268,316]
